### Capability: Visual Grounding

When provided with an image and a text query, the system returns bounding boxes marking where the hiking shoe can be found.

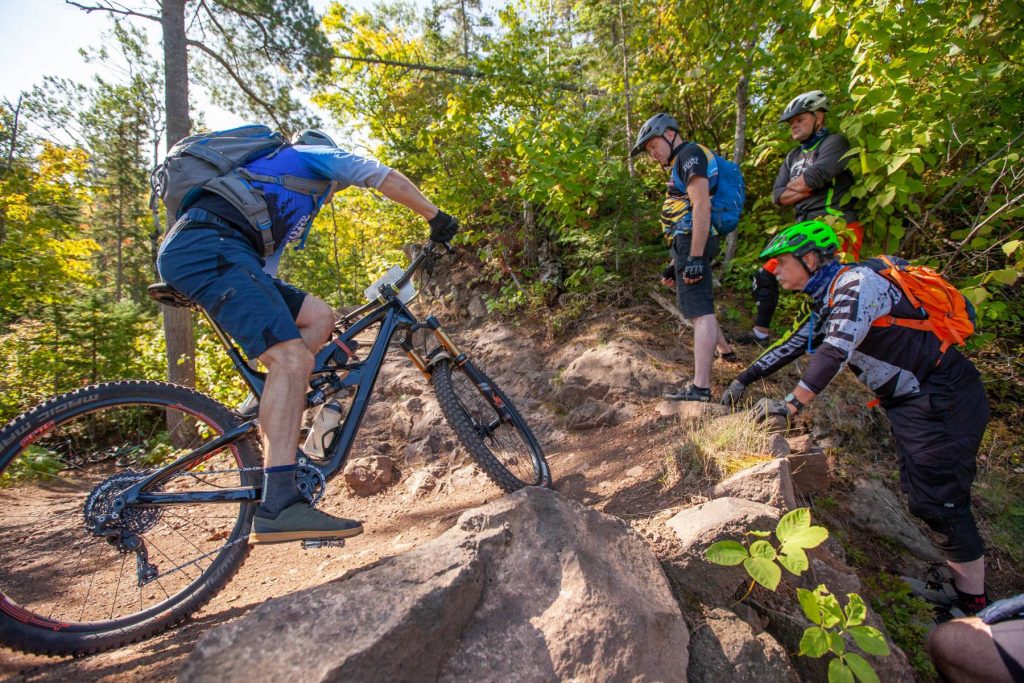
[663,383,712,402]
[900,576,957,607]
[250,501,363,544]
[733,331,770,348]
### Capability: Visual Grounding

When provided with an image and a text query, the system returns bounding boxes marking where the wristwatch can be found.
[784,392,804,414]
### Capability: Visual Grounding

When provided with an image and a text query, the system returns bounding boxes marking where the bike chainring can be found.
[83,470,163,537]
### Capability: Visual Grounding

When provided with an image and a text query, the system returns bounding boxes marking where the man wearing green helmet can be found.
[721,220,991,618]
[630,113,738,401]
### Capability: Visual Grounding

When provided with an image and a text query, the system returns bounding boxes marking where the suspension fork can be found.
[403,317,511,419]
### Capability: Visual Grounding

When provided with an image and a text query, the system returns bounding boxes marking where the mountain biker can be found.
[631,113,737,402]
[739,90,862,347]
[156,129,459,544]
[721,220,991,616]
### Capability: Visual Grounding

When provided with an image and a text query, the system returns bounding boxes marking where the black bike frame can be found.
[121,247,472,509]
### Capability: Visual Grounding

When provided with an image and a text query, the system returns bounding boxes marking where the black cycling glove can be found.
[428,210,459,244]
[662,264,676,282]
[683,256,705,282]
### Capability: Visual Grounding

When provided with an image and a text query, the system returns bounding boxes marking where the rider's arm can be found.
[294,145,392,189]
[376,170,439,220]
[799,134,852,190]
[686,176,711,257]
[795,268,893,395]
[736,313,816,385]
[772,156,793,206]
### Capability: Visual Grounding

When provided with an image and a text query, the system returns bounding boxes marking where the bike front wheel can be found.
[431,359,551,492]
[0,380,261,656]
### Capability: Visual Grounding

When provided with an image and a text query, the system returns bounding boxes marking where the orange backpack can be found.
[830,255,975,353]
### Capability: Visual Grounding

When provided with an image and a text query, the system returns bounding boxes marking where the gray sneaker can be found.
[250,502,363,544]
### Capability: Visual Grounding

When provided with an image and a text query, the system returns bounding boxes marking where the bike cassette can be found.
[301,538,346,550]
[84,470,162,534]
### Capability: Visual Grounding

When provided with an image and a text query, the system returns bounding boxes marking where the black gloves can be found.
[428,210,459,244]
[751,398,791,422]
[662,264,676,282]
[720,380,746,407]
[683,256,705,282]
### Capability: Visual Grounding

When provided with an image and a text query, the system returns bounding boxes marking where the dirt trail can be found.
[3,298,1021,681]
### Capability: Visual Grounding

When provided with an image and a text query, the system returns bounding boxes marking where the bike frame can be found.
[121,245,490,510]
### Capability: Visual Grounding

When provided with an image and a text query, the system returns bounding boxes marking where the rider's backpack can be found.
[150,124,333,256]
[831,255,976,352]
[671,144,746,236]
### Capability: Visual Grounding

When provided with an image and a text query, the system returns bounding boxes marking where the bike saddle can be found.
[147,282,196,309]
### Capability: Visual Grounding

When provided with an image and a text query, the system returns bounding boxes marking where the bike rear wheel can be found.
[0,380,260,656]
[431,359,551,492]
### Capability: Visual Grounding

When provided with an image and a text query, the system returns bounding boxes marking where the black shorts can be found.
[886,368,989,520]
[671,233,720,319]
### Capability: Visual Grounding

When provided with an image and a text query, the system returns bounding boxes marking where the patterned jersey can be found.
[737,264,976,404]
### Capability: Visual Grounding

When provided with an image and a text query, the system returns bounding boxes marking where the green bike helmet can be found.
[759,220,840,260]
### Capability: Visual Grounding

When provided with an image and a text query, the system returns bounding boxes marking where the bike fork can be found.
[402,317,510,420]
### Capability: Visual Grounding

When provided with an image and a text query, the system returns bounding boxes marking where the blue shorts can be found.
[156,219,307,359]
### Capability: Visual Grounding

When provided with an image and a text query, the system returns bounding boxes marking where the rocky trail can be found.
[2,259,1021,681]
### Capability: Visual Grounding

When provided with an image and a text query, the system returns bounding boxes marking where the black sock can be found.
[953,584,989,614]
[258,465,302,517]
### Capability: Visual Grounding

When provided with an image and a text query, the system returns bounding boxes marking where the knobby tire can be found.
[431,359,551,492]
[0,380,260,656]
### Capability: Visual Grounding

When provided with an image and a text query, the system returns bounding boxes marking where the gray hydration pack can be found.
[151,124,334,255]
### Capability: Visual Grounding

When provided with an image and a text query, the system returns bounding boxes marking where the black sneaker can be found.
[663,383,712,402]
[716,350,741,363]
[250,501,363,544]
[900,576,957,607]
[733,331,770,348]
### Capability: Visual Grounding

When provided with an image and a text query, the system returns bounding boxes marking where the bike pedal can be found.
[301,538,346,550]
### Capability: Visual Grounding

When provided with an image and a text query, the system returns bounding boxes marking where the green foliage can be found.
[864,573,938,679]
[706,509,889,680]
[706,507,829,590]
[0,446,64,487]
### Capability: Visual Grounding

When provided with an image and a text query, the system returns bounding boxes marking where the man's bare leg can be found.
[692,313,718,388]
[929,617,1019,683]
[949,557,986,596]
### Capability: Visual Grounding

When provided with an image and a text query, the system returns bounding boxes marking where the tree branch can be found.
[334,54,601,95]
[185,39,284,129]
[65,0,159,22]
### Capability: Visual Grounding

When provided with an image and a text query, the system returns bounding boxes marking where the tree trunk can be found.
[160,0,196,392]
[724,41,754,265]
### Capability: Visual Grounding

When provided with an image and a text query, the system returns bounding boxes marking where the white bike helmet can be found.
[778,91,830,123]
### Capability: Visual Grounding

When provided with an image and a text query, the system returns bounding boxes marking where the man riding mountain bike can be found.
[156,128,458,544]
[722,220,991,617]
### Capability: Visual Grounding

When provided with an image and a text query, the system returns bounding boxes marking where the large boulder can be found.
[710,459,796,510]
[553,339,661,404]
[687,607,799,683]
[664,497,782,604]
[848,478,943,563]
[181,488,689,682]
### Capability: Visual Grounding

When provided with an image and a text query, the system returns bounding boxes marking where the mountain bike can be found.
[0,243,550,656]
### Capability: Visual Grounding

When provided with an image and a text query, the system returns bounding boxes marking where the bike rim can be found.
[0,399,252,631]
[448,367,543,486]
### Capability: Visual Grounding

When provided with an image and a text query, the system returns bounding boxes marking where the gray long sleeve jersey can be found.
[772,132,857,223]
[737,264,973,404]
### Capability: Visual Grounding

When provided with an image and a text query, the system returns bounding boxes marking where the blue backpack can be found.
[670,144,746,236]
